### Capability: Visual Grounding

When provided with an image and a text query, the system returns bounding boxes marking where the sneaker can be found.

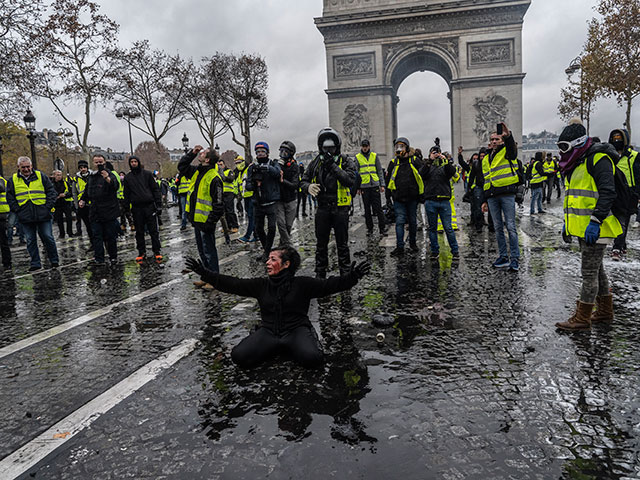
[230,227,239,233]
[409,243,419,253]
[611,249,622,261]
[180,225,187,232]
[110,258,119,266]
[429,252,439,261]
[451,251,459,259]
[509,259,519,271]
[29,265,41,271]
[238,236,250,243]
[632,221,639,228]
[492,256,510,268]
[248,237,259,243]
[154,254,163,263]
[193,280,206,288]
[390,247,404,257]
[135,255,145,263]
[202,283,215,291]
[538,210,546,214]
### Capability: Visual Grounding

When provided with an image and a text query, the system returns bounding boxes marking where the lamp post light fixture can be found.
[215,143,220,153]
[182,132,189,153]
[565,56,584,123]
[23,109,37,169]
[115,107,140,154]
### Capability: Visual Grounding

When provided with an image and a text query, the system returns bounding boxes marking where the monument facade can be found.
[315,0,531,163]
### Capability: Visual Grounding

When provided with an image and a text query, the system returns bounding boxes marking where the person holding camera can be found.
[276,140,300,246]
[79,154,120,265]
[385,137,424,256]
[480,122,521,271]
[300,128,357,278]
[421,139,459,261]
[245,141,282,262]
[178,145,225,282]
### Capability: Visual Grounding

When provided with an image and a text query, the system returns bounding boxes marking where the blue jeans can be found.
[7,212,25,244]
[194,225,219,273]
[393,200,417,248]
[424,199,459,254]
[243,197,256,239]
[530,187,543,214]
[487,194,520,260]
[22,221,59,268]
[91,220,118,262]
[179,194,188,228]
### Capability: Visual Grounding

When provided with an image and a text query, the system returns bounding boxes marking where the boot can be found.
[590,294,613,323]
[555,301,593,331]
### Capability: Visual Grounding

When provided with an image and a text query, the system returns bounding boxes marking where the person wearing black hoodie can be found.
[185,246,370,369]
[276,140,300,246]
[123,155,163,262]
[178,145,224,278]
[608,128,640,260]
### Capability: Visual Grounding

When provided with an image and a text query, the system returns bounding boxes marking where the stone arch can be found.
[384,44,458,89]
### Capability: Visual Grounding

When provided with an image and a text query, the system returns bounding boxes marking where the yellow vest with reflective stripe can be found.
[221,169,237,194]
[178,175,191,194]
[12,171,47,206]
[236,167,253,198]
[312,157,352,206]
[111,170,124,200]
[617,150,637,187]
[543,160,555,175]
[482,148,519,191]
[355,152,379,186]
[0,177,9,213]
[63,179,74,202]
[564,153,622,239]
[530,161,545,185]
[186,168,221,224]
[387,157,424,195]
[75,176,87,198]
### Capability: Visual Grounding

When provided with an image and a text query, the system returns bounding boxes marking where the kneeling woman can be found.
[186,247,369,368]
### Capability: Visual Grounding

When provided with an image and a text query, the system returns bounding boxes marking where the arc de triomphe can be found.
[315,0,531,163]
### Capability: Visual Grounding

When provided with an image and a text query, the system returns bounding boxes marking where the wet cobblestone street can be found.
[0,192,639,479]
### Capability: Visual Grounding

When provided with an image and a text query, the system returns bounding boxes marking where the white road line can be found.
[349,222,363,234]
[0,338,199,480]
[0,277,182,360]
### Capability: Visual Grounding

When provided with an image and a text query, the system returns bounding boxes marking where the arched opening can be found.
[388,50,453,155]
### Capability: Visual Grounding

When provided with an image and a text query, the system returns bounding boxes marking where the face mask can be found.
[236,161,245,170]
[322,146,337,157]
[279,148,292,160]
[611,140,625,151]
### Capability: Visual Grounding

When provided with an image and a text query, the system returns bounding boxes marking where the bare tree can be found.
[180,54,230,149]
[134,140,170,176]
[22,0,119,156]
[584,0,640,136]
[221,53,269,161]
[114,40,191,149]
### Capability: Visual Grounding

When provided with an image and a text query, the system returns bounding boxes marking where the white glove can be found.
[308,183,321,197]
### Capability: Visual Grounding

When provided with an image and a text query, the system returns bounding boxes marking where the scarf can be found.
[559,137,593,175]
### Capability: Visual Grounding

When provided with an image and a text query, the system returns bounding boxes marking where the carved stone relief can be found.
[343,104,371,152]
[468,40,514,67]
[383,38,458,72]
[473,92,509,144]
[334,52,376,79]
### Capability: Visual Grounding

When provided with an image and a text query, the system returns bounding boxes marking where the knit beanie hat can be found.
[558,118,587,142]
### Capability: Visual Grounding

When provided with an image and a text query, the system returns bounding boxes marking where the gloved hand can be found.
[185,256,206,276]
[350,260,371,280]
[562,223,572,244]
[308,183,321,197]
[584,221,601,245]
[323,155,335,167]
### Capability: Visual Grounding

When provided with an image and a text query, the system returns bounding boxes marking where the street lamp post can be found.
[57,127,74,173]
[565,56,584,123]
[115,107,140,155]
[23,110,37,169]
[182,133,189,153]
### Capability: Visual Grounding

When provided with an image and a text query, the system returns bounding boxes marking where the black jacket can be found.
[279,160,300,203]
[80,170,120,222]
[6,171,57,224]
[123,167,161,208]
[178,151,224,230]
[420,160,457,200]
[385,153,424,202]
[201,269,359,334]
[245,158,282,206]
[300,154,357,207]
[52,179,72,208]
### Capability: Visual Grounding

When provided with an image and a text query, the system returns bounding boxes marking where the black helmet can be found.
[317,127,342,155]
[394,137,410,149]
[279,140,296,156]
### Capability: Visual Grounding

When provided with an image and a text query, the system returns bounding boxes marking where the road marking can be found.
[0,277,185,360]
[0,338,199,480]
[349,222,363,234]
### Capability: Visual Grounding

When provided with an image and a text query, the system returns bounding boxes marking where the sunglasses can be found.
[557,135,588,154]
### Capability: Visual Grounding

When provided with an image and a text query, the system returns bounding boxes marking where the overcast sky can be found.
[32,0,634,155]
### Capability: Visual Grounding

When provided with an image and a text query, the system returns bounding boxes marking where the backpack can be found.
[585,153,637,219]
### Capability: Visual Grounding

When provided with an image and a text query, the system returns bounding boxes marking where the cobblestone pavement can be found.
[0,189,639,480]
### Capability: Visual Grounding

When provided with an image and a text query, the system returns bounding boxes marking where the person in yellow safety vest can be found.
[356,139,387,235]
[528,151,546,214]
[168,177,178,204]
[481,122,521,271]
[234,155,258,243]
[437,168,459,232]
[178,145,225,284]
[51,170,74,238]
[300,128,357,278]
[553,157,562,199]
[608,128,640,260]
[542,153,556,203]
[0,174,13,269]
[73,159,94,242]
[555,119,622,331]
[177,171,192,231]
[217,158,239,232]
[421,139,459,261]
[385,136,424,256]
[6,156,60,270]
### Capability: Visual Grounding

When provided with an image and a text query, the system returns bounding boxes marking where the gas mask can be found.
[321,139,337,157]
[395,143,406,156]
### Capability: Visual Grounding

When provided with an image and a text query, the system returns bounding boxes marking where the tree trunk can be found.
[625,94,633,138]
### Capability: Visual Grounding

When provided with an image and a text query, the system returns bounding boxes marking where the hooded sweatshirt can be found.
[123,158,162,207]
